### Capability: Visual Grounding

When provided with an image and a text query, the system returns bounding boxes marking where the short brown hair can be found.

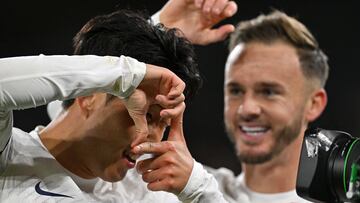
[229,10,329,88]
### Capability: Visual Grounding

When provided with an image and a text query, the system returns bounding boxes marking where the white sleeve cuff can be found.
[114,55,146,98]
[151,10,161,25]
[178,160,227,203]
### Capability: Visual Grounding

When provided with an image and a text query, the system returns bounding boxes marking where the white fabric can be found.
[46,100,63,120]
[206,167,313,203]
[0,127,226,202]
[0,55,226,202]
[151,10,161,25]
[0,126,179,202]
[0,54,146,151]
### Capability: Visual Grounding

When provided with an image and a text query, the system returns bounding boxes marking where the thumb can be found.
[167,112,186,143]
[123,89,149,146]
[130,115,148,147]
[205,24,235,44]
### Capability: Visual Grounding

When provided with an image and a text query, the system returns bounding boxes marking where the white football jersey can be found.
[0,55,227,203]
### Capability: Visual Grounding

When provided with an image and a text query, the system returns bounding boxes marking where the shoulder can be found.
[205,165,238,181]
[204,166,245,201]
[1,127,52,170]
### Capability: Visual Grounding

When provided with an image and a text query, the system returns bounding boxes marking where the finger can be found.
[194,0,204,8]
[211,0,227,16]
[136,157,156,175]
[142,165,175,184]
[142,65,184,98]
[155,93,185,109]
[132,141,176,155]
[167,79,185,99]
[147,178,167,192]
[136,150,176,174]
[203,24,235,44]
[147,177,179,193]
[202,0,216,13]
[130,122,149,147]
[160,102,186,119]
[123,91,149,147]
[167,108,185,143]
[137,157,171,176]
[222,1,237,18]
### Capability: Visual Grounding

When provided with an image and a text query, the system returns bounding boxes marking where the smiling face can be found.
[224,41,313,164]
[77,93,167,182]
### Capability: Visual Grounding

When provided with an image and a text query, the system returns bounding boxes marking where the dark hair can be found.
[63,9,202,109]
[229,10,329,88]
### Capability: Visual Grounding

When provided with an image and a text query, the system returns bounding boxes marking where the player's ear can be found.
[305,88,327,122]
[76,94,97,118]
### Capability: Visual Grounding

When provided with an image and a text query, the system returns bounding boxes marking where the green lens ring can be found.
[343,139,360,193]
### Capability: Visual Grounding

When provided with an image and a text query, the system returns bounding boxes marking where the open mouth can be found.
[123,149,138,164]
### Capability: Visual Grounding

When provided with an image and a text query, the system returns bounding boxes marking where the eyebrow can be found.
[225,81,241,88]
[225,81,284,91]
[258,82,283,89]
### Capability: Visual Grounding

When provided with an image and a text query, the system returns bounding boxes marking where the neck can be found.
[39,109,95,179]
[242,133,304,193]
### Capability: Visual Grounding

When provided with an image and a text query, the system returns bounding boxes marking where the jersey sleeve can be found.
[177,160,228,203]
[0,54,146,151]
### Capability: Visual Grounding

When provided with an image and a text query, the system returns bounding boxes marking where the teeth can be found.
[241,126,267,136]
[124,149,138,163]
[242,126,266,132]
[129,153,139,161]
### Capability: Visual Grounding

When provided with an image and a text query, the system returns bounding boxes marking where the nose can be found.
[130,121,165,148]
[237,96,261,120]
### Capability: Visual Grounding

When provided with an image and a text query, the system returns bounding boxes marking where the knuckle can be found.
[147,183,156,191]
[166,179,175,191]
[142,174,150,182]
[181,102,186,109]
[164,156,176,164]
[180,94,185,100]
[164,167,174,176]
[136,129,148,137]
[181,82,186,90]
[164,141,176,151]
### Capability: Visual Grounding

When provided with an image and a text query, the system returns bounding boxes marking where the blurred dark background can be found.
[1,0,359,175]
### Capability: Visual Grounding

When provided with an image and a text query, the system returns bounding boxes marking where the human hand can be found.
[159,0,238,45]
[123,64,186,147]
[131,103,193,194]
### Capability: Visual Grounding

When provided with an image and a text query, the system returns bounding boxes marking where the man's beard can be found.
[225,112,304,164]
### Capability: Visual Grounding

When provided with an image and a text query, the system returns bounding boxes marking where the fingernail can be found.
[155,95,162,101]
[133,145,141,153]
[227,9,235,16]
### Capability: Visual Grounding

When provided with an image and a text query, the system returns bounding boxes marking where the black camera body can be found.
[296,128,360,203]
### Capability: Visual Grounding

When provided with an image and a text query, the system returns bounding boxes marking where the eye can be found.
[261,88,278,97]
[228,86,243,96]
[146,113,153,122]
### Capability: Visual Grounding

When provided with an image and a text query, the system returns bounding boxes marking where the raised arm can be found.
[0,55,185,152]
[0,55,146,110]
[154,0,238,45]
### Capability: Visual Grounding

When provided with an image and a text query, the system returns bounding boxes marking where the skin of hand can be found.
[123,64,186,147]
[131,102,193,194]
[159,0,238,45]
